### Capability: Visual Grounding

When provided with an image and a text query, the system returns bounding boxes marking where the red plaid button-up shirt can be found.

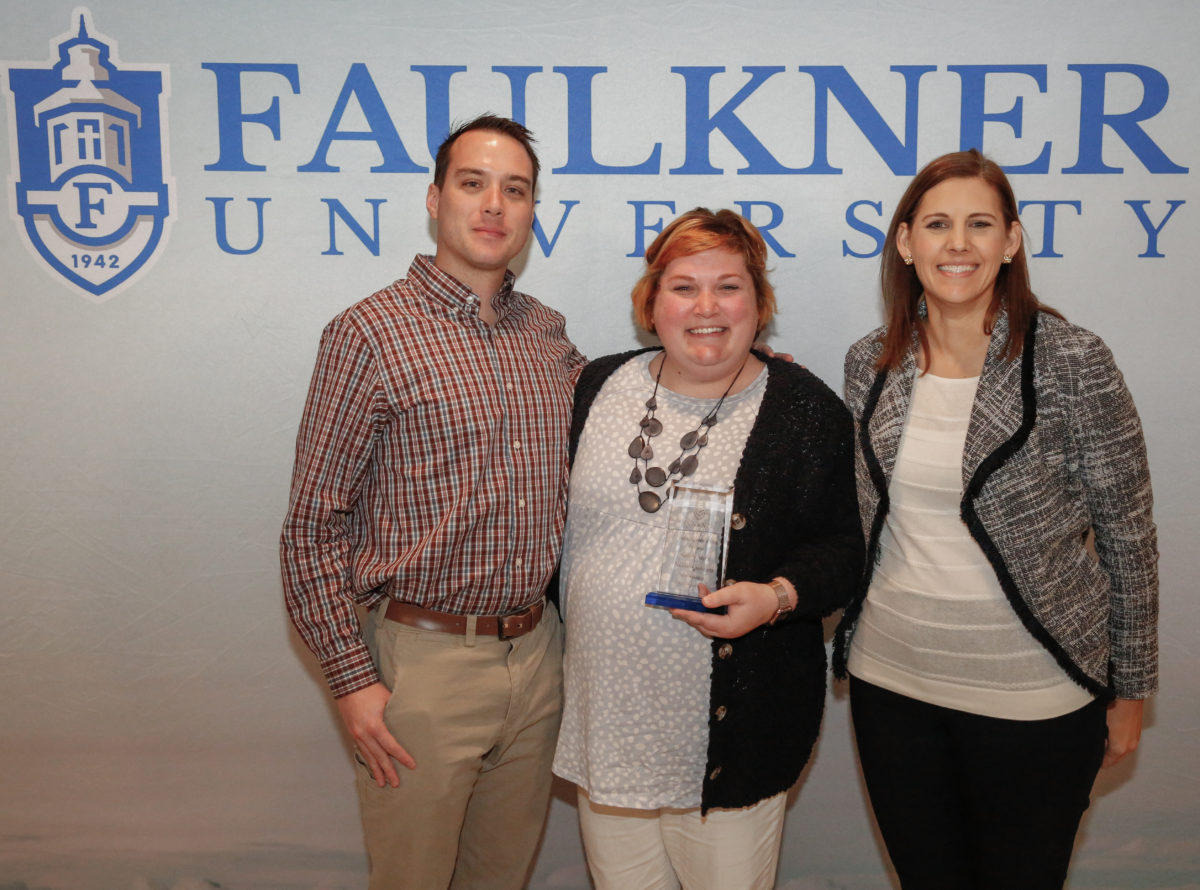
[281,255,586,697]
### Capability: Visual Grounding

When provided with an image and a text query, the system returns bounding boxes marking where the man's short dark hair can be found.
[433,114,540,191]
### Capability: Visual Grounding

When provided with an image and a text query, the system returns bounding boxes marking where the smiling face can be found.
[652,248,760,390]
[897,175,1022,322]
[425,129,535,298]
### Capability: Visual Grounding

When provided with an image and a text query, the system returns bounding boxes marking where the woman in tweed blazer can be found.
[833,150,1157,890]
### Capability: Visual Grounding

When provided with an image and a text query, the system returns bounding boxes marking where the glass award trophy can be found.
[644,484,733,613]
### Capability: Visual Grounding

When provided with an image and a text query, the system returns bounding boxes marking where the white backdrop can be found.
[2,2,1197,888]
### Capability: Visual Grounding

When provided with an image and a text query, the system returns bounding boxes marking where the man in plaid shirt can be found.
[281,115,585,890]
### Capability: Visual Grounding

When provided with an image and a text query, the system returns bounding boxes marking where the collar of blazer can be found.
[862,308,1039,503]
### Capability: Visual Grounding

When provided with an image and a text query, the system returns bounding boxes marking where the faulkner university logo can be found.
[3,10,174,301]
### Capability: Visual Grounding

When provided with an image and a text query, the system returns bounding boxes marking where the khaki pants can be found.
[576,787,788,890]
[358,602,563,890]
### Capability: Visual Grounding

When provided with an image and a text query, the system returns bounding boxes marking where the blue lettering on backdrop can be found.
[627,201,677,256]
[73,180,114,229]
[208,197,270,254]
[202,63,300,172]
[1018,200,1083,258]
[189,58,1191,263]
[671,67,797,174]
[492,65,541,126]
[734,201,795,257]
[195,194,1189,261]
[843,201,886,258]
[5,12,1191,293]
[798,65,933,175]
[322,198,387,255]
[532,200,581,256]
[412,65,467,159]
[554,67,661,174]
[299,64,423,173]
[1126,200,1186,257]
[1065,64,1188,174]
[951,65,1051,173]
[200,61,1189,177]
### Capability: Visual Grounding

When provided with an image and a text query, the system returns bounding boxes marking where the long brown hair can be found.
[876,149,1058,370]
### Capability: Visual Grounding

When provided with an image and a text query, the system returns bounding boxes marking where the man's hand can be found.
[336,682,417,787]
[1102,698,1144,768]
[752,342,796,364]
[670,581,783,640]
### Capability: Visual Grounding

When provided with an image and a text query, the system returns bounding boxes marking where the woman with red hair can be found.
[553,207,862,889]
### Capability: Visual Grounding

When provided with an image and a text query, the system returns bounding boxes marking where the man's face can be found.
[426,129,535,293]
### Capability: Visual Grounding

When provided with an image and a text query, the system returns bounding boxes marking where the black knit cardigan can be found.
[564,349,864,812]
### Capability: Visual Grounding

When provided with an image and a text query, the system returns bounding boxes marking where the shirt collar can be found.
[409,254,518,319]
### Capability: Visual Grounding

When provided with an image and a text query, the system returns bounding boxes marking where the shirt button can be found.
[515,558,523,567]
[714,705,727,721]
[731,513,746,530]
[709,766,722,781]
[518,498,526,508]
[718,643,733,659]
[513,440,522,450]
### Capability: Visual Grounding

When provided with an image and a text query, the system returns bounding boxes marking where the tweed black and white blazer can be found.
[832,309,1158,701]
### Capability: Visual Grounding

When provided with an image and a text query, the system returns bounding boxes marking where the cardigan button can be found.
[718,643,733,659]
[709,766,722,781]
[714,705,727,721]
[730,513,746,530]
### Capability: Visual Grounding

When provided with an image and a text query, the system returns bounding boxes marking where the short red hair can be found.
[631,208,776,335]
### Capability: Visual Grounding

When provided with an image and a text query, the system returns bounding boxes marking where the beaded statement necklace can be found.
[627,351,750,514]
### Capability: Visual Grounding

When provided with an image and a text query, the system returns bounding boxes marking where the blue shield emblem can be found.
[3,10,174,302]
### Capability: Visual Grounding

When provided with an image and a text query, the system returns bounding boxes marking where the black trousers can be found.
[850,676,1107,890]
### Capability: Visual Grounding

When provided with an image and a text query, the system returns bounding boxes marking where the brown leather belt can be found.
[383,598,544,640]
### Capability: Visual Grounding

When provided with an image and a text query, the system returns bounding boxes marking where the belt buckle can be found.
[497,606,532,640]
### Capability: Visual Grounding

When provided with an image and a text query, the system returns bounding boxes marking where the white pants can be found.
[576,787,788,890]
